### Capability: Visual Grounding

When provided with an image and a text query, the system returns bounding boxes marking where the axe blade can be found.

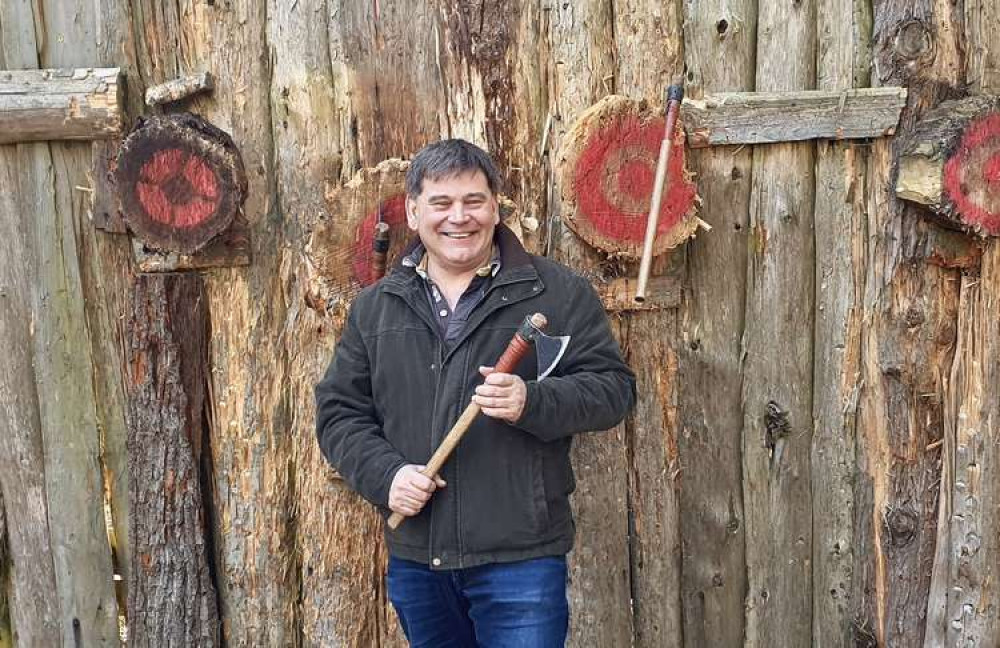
[535,332,570,380]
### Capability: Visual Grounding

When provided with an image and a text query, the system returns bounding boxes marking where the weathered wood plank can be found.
[126,273,220,647]
[855,2,965,646]
[682,87,906,147]
[677,1,755,645]
[811,0,871,645]
[676,2,755,646]
[547,1,633,645]
[0,67,122,143]
[741,1,816,646]
[8,2,122,645]
[0,144,61,646]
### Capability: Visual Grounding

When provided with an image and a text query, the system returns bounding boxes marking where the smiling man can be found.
[315,139,636,647]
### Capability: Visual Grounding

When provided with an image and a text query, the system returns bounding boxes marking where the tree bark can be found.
[126,273,220,648]
[855,2,965,646]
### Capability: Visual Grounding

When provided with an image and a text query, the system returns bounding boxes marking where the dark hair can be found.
[406,139,503,197]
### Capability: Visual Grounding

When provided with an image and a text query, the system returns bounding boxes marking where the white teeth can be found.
[444,233,473,238]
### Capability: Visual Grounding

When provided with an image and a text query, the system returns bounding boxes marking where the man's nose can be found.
[448,204,470,222]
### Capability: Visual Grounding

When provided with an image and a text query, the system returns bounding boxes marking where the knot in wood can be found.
[884,506,919,547]
[764,400,790,450]
[894,20,933,61]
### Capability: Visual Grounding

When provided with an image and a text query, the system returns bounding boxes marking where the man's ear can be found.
[405,197,419,231]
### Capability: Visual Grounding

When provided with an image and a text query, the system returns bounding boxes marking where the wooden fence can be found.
[0,0,999,646]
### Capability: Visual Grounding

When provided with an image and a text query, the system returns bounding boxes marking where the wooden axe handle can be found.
[371,221,391,281]
[387,313,547,530]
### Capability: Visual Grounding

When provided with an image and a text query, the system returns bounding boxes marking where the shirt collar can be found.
[402,242,501,280]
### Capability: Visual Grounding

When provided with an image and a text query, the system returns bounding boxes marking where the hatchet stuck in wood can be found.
[386,312,569,530]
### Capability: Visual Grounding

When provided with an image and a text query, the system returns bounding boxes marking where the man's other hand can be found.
[388,464,446,518]
[473,366,527,423]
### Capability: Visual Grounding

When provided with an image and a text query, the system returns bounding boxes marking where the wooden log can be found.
[936,252,1000,645]
[924,7,1000,647]
[741,1,816,646]
[811,0,872,645]
[126,1,300,644]
[555,95,699,260]
[677,0,755,645]
[682,87,906,147]
[0,67,122,143]
[598,0,694,647]
[547,2,634,646]
[611,3,685,646]
[854,2,965,646]
[269,1,397,645]
[125,273,219,648]
[145,72,214,106]
[895,95,1000,235]
[115,113,248,255]
[0,145,61,647]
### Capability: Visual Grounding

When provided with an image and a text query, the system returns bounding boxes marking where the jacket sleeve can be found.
[315,304,408,508]
[514,274,637,442]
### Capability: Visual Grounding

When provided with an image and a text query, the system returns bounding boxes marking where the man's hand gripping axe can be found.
[386,313,570,530]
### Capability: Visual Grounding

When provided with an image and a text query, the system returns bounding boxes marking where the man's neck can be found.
[426,257,487,309]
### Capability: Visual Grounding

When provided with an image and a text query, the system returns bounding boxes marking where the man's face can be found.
[406,170,499,279]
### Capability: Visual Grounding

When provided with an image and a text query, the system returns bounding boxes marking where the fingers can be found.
[388,464,446,518]
[481,370,516,387]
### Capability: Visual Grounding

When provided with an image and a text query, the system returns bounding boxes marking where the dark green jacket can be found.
[315,226,636,569]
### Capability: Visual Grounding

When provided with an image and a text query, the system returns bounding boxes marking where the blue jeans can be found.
[387,555,569,648]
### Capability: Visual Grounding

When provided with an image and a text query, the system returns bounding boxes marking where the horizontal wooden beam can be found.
[682,87,908,147]
[0,67,123,144]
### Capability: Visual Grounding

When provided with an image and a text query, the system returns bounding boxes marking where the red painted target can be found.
[943,112,1000,236]
[353,194,409,286]
[559,96,699,258]
[116,113,247,254]
[136,149,220,228]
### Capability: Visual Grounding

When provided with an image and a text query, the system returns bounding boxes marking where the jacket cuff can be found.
[374,458,410,509]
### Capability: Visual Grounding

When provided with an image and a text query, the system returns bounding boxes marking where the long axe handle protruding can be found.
[387,313,548,530]
[635,82,685,303]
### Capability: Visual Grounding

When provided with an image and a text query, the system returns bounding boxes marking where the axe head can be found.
[520,314,570,381]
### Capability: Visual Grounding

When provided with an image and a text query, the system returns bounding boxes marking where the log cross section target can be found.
[115,113,248,254]
[557,95,699,259]
[943,112,1000,235]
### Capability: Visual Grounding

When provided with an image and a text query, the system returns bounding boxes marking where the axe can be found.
[386,312,570,530]
[635,81,685,303]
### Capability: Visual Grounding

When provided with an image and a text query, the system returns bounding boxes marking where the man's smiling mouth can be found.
[442,232,474,239]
